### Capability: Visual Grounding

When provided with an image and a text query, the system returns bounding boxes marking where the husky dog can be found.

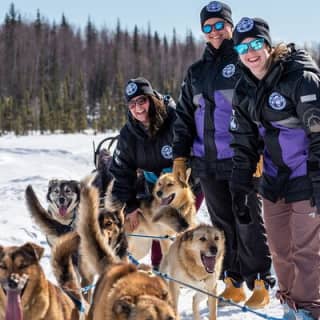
[160,225,225,320]
[25,179,80,246]
[0,242,82,320]
[125,170,196,260]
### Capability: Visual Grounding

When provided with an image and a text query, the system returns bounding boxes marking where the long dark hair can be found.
[147,94,168,137]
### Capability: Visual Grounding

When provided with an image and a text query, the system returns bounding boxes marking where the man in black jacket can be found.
[172,1,274,308]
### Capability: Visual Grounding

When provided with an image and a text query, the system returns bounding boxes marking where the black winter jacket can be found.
[173,39,241,179]
[230,44,320,202]
[110,100,176,214]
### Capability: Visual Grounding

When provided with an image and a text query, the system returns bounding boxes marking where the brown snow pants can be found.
[263,198,320,319]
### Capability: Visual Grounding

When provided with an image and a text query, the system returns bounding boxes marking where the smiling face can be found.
[203,17,232,49]
[128,95,150,126]
[239,37,271,79]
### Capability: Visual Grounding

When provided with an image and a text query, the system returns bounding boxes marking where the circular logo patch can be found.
[268,92,286,110]
[126,82,138,97]
[236,17,254,33]
[206,1,222,12]
[161,145,172,159]
[222,64,235,78]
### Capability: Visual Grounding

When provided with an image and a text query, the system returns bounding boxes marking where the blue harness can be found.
[143,167,172,184]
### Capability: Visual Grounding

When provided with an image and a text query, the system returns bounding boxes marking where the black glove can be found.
[231,190,252,224]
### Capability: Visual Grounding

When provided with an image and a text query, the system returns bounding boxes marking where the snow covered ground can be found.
[0,132,284,319]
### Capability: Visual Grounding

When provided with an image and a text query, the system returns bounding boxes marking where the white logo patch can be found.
[126,82,138,96]
[236,17,254,33]
[222,64,235,78]
[230,110,238,131]
[161,145,172,159]
[206,1,222,12]
[300,94,317,103]
[268,92,286,110]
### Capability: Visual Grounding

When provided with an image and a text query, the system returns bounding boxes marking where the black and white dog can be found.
[25,180,80,246]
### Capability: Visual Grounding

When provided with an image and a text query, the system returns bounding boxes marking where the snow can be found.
[0,132,284,319]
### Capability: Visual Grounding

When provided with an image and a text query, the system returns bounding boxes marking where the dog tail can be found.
[152,205,189,232]
[25,185,64,239]
[77,184,116,275]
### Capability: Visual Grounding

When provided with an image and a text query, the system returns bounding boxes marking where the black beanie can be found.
[200,1,233,27]
[233,17,272,47]
[125,77,155,102]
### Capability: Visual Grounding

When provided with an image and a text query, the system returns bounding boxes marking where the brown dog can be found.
[0,242,81,320]
[88,263,176,320]
[160,224,225,320]
[126,170,195,260]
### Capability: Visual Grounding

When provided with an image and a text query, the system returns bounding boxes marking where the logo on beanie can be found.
[126,82,138,97]
[206,1,222,12]
[236,17,254,33]
[222,64,236,78]
[268,92,286,110]
[161,145,172,159]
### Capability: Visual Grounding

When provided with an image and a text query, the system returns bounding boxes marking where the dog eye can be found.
[199,237,206,242]
[105,221,113,226]
[64,187,72,194]
[54,188,60,194]
[0,263,7,269]
[166,183,174,187]
[214,236,219,241]
[18,263,28,269]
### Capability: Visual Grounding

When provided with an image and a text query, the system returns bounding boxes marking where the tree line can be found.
[0,4,319,135]
[0,4,203,135]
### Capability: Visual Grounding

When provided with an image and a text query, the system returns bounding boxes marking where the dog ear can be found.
[181,229,193,242]
[186,168,192,184]
[113,295,135,315]
[48,179,59,188]
[19,242,44,262]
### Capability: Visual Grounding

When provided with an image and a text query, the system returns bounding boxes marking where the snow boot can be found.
[219,277,246,303]
[244,279,270,309]
[282,304,296,320]
[295,309,316,320]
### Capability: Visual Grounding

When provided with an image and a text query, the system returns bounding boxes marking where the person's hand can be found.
[173,157,187,185]
[126,208,141,231]
[231,191,252,224]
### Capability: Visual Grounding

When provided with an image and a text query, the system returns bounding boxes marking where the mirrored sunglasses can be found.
[234,38,265,55]
[202,21,225,34]
[128,96,148,109]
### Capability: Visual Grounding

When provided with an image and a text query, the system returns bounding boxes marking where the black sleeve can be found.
[295,71,320,175]
[109,128,139,213]
[229,84,261,190]
[173,69,197,158]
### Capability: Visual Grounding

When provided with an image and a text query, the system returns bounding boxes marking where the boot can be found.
[245,279,270,309]
[219,277,246,303]
[282,304,296,320]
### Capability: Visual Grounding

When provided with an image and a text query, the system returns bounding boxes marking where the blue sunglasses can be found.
[202,21,225,34]
[234,38,265,55]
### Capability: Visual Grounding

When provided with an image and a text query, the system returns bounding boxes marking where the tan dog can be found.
[0,242,81,320]
[126,170,196,260]
[88,263,176,320]
[160,225,225,320]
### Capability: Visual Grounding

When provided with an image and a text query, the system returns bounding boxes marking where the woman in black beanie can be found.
[231,17,320,320]
[172,1,274,309]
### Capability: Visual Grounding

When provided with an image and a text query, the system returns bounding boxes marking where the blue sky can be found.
[1,0,319,45]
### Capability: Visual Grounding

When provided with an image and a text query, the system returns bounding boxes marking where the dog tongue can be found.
[5,290,23,320]
[202,255,215,273]
[59,207,68,216]
[160,194,173,206]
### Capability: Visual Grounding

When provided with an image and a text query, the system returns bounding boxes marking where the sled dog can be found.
[160,224,225,320]
[125,170,196,260]
[25,179,80,246]
[0,242,81,320]
[88,263,176,320]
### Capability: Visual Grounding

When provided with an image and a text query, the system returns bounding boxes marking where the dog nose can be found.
[209,246,217,255]
[8,277,18,289]
[59,197,65,204]
[156,190,163,197]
